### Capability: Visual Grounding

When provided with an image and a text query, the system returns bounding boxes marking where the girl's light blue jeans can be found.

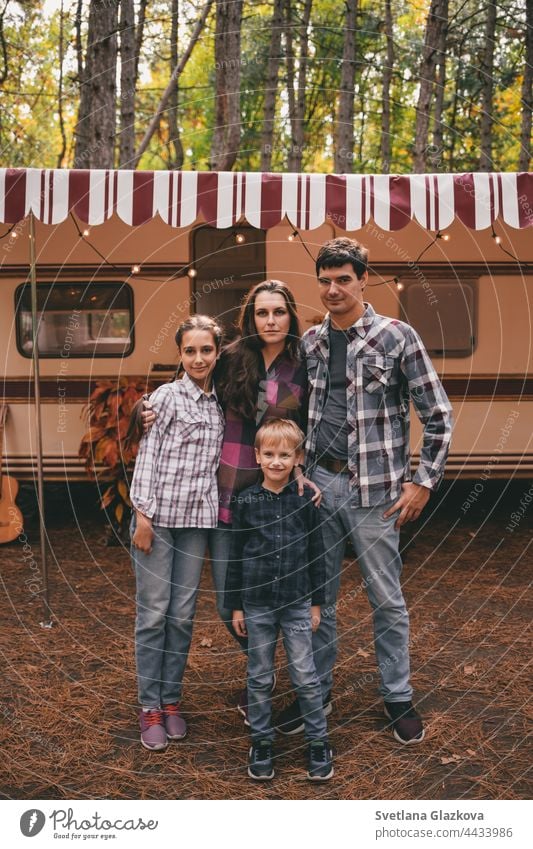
[311,464,413,703]
[131,519,209,707]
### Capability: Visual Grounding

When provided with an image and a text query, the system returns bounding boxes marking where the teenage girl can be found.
[129,315,224,751]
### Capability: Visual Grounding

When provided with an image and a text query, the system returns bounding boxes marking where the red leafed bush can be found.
[79,378,153,535]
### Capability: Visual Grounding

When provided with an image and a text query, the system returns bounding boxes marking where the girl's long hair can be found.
[126,314,223,449]
[218,280,301,420]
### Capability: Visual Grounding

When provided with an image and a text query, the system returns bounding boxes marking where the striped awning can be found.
[1,168,532,231]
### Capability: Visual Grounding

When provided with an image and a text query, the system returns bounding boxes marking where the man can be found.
[276,237,453,744]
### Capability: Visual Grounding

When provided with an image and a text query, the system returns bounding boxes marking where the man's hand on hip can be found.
[383,482,431,529]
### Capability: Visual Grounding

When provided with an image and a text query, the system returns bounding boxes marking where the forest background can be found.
[0,0,531,175]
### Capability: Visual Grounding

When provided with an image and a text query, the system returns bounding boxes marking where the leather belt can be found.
[316,456,350,474]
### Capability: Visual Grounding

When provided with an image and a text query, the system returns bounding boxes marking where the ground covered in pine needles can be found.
[0,482,531,800]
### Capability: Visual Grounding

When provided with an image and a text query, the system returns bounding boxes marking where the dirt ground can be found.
[0,481,531,800]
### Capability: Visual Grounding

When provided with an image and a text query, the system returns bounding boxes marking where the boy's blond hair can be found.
[254,418,305,452]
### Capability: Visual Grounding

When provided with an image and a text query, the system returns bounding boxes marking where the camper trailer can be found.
[1,169,532,492]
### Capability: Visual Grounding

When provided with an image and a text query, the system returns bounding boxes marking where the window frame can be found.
[398,275,478,358]
[14,281,135,359]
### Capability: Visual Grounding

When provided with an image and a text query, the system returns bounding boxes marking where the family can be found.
[128,236,453,782]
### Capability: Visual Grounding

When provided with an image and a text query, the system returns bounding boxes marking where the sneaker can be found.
[139,709,168,751]
[276,691,332,736]
[162,702,187,740]
[247,740,275,780]
[237,673,277,727]
[307,740,334,781]
[384,701,425,744]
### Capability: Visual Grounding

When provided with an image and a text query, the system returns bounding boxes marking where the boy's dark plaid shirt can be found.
[302,304,453,507]
[224,481,326,610]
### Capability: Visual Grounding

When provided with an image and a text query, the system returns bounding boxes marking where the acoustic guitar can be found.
[0,404,24,543]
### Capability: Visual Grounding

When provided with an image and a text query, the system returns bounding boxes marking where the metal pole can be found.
[29,212,52,628]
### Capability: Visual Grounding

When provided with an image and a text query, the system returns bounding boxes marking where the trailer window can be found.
[15,283,134,358]
[399,279,476,357]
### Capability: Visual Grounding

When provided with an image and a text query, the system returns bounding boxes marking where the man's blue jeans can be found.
[208,522,248,653]
[311,464,413,703]
[245,601,328,742]
[131,520,209,707]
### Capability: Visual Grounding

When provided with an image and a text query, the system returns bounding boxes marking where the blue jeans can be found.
[311,465,413,703]
[245,601,328,742]
[131,519,209,707]
[208,522,248,653]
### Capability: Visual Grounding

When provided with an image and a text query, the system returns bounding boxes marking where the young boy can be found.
[224,418,333,781]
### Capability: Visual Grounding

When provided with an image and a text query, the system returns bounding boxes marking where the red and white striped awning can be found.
[1,169,532,231]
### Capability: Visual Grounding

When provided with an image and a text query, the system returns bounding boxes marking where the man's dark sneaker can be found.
[384,701,425,744]
[237,673,277,727]
[247,740,275,780]
[276,691,332,736]
[307,740,334,781]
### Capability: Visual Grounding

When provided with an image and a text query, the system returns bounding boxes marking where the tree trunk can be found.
[74,0,119,169]
[413,0,448,173]
[286,0,312,172]
[334,0,358,173]
[519,0,533,171]
[431,12,448,170]
[260,0,284,171]
[479,2,497,171]
[133,0,213,168]
[167,0,184,169]
[210,0,244,171]
[380,0,393,174]
[74,0,90,166]
[119,0,136,168]
[57,0,67,168]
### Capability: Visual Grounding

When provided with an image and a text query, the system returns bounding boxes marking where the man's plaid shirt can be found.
[301,304,453,507]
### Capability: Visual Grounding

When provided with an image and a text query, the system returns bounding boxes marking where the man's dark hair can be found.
[315,237,368,280]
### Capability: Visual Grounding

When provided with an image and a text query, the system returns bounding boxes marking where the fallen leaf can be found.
[200,637,213,648]
[440,754,462,765]
[356,647,370,658]
[463,664,476,675]
[467,749,477,756]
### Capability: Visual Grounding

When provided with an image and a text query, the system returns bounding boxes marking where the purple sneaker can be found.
[139,709,168,751]
[162,703,187,740]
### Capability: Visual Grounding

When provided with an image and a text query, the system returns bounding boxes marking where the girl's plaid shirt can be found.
[302,304,453,508]
[130,372,224,528]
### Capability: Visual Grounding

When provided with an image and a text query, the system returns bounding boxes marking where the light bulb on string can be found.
[131,264,141,275]
[491,228,502,245]
[188,268,197,278]
[395,278,405,292]
[82,228,90,237]
[235,233,246,244]
[287,230,298,242]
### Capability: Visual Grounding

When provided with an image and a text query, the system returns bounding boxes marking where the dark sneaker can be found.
[237,673,277,727]
[276,691,332,736]
[307,740,334,781]
[247,740,275,780]
[139,709,168,751]
[384,701,425,744]
[162,702,187,740]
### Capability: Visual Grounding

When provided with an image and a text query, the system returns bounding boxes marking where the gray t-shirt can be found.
[315,327,350,460]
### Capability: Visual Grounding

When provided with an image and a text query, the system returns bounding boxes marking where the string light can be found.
[491,227,502,245]
[131,264,141,274]
[187,268,197,278]
[395,278,405,292]
[10,230,18,239]
[437,231,450,241]
[235,233,246,244]
[82,228,90,237]
[287,230,298,241]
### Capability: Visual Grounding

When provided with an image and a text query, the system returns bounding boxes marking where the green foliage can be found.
[0,0,528,172]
